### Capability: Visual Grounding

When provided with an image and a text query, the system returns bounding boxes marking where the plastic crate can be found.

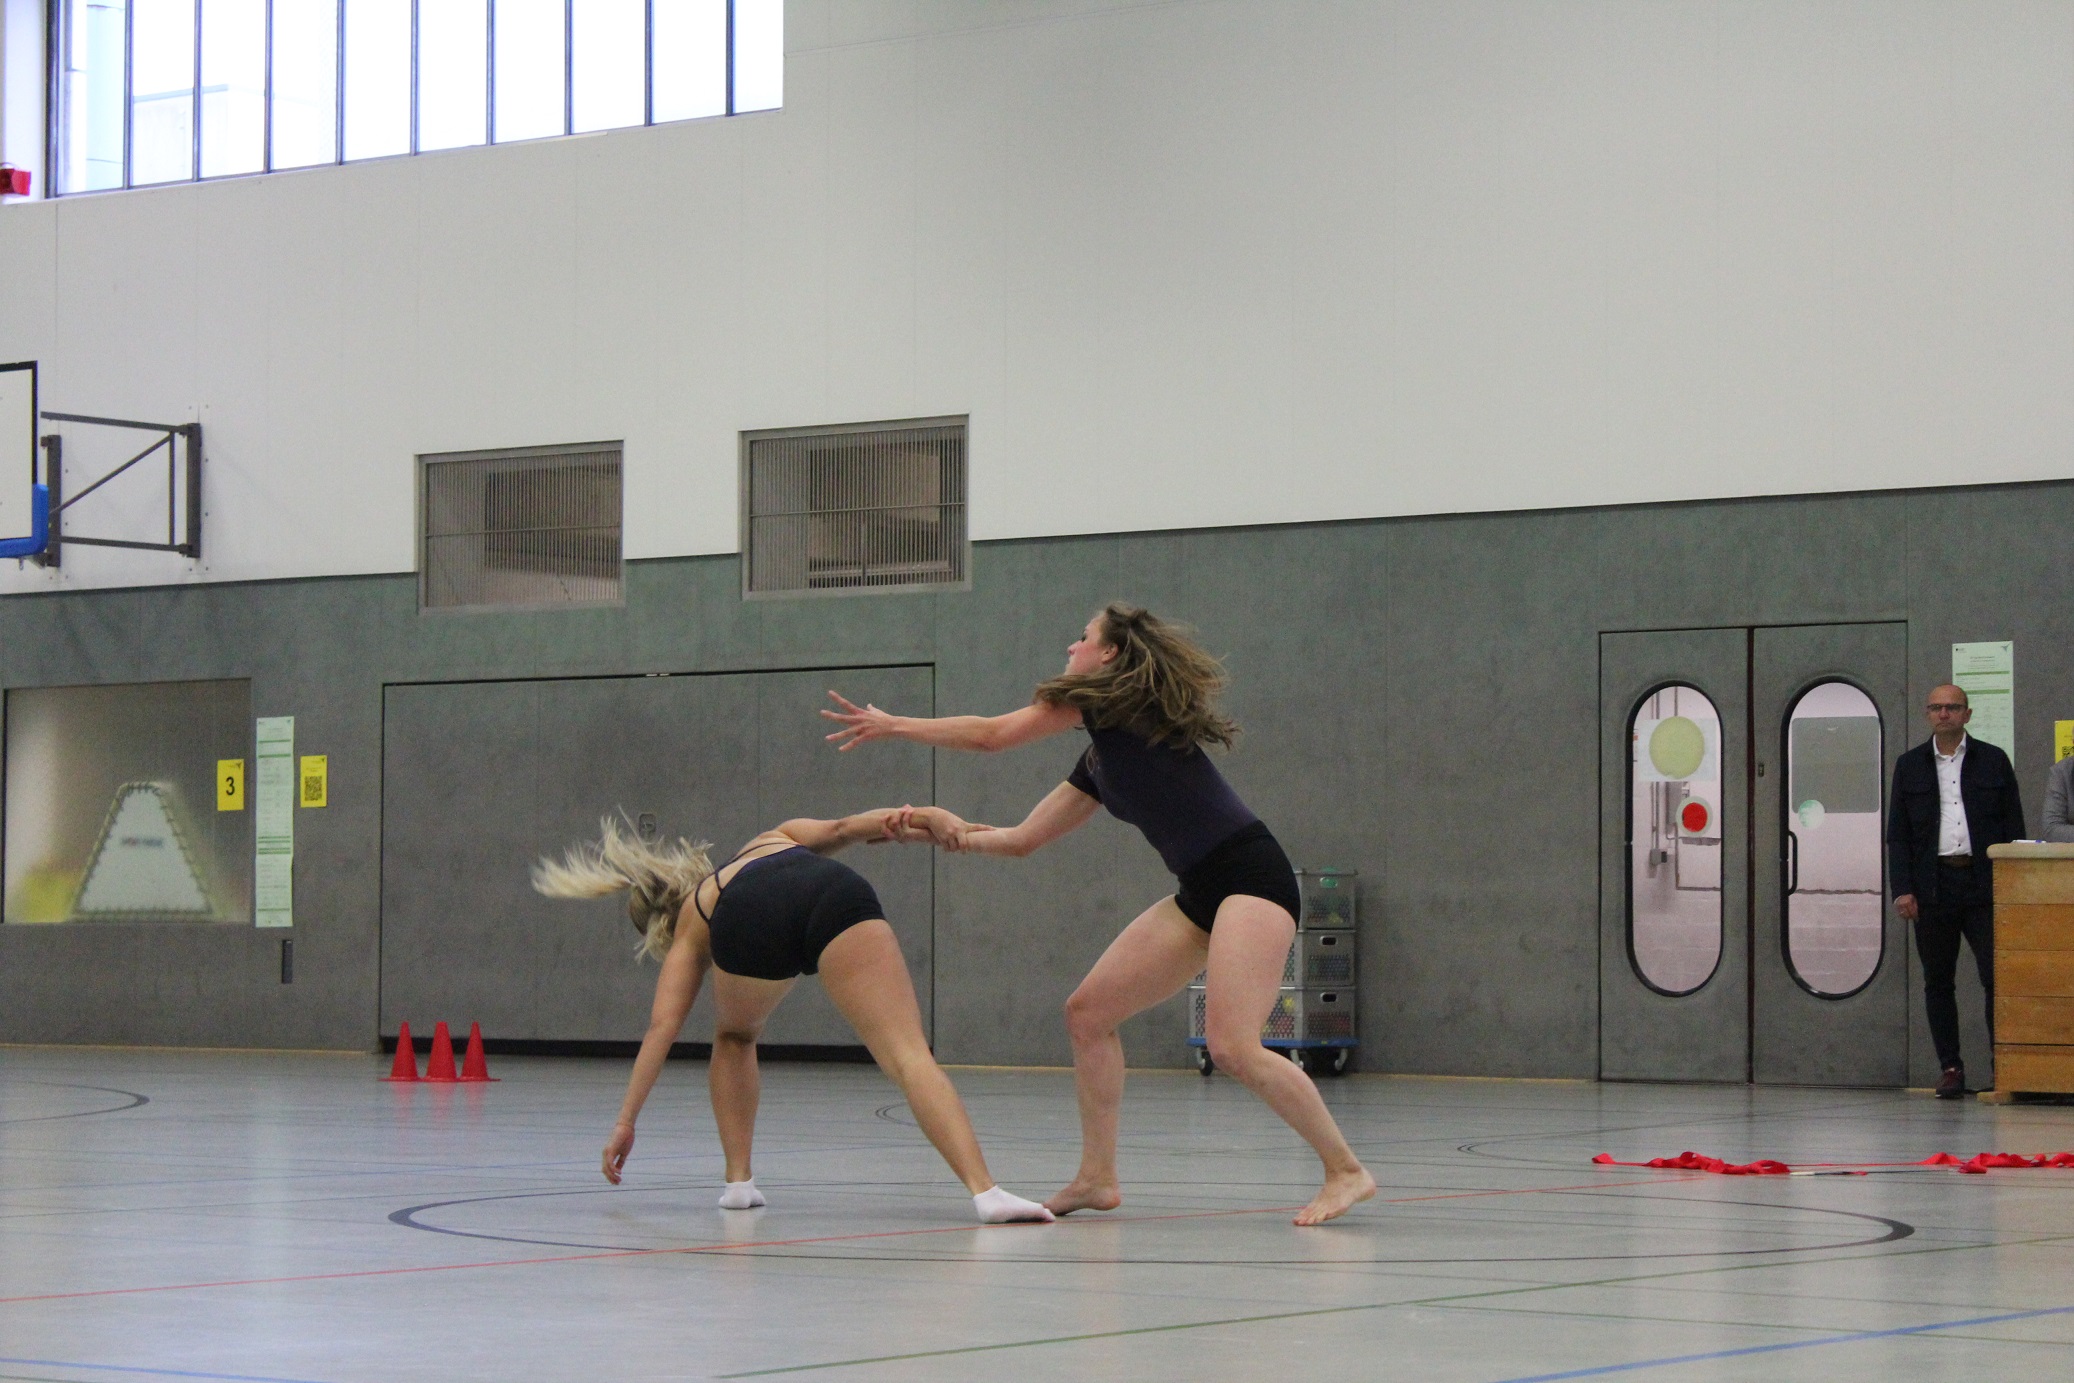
[1288,929,1356,986]
[1190,986,1357,1044]
[1298,869,1357,929]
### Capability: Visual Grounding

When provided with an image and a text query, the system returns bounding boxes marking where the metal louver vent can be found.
[742,418,969,596]
[420,443,624,611]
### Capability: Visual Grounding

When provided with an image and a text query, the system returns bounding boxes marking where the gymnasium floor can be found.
[4,1048,2072,1382]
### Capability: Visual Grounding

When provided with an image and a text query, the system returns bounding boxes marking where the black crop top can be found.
[1064,717,1259,875]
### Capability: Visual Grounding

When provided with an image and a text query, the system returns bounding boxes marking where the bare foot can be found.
[1045,1178,1123,1216]
[1294,1166,1376,1226]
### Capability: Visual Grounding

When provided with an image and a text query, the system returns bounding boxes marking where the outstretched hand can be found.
[822,691,900,751]
[602,1121,635,1184]
[866,806,937,845]
[897,805,988,853]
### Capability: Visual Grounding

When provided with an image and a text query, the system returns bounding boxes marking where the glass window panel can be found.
[1629,684,1723,995]
[4,681,254,925]
[492,0,564,142]
[200,0,266,177]
[342,0,411,160]
[571,0,645,133]
[417,0,488,151]
[132,0,198,184]
[732,0,783,112]
[270,0,340,169]
[652,0,726,123]
[1785,680,1884,997]
[61,0,129,192]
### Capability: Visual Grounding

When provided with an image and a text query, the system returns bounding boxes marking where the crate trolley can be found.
[1190,868,1357,1076]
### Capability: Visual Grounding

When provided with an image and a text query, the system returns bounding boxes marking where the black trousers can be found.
[1913,873,1995,1070]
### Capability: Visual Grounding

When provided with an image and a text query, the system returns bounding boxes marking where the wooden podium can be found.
[1981,842,2074,1102]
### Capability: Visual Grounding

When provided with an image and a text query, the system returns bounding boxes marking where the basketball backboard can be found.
[0,361,36,545]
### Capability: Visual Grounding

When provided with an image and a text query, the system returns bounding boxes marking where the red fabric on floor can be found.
[1594,1150,2074,1175]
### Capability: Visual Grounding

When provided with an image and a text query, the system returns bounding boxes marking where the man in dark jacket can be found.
[1887,684,2027,1097]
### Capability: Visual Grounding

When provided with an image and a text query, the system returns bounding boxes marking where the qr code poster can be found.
[299,755,328,809]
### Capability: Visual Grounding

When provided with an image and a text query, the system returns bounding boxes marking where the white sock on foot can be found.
[717,1179,766,1210]
[974,1185,1054,1224]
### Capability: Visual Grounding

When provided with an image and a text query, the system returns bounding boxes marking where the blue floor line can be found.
[0,1359,333,1383]
[1488,1303,2074,1382]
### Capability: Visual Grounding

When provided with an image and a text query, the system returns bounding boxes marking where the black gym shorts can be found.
[707,849,885,980]
[1173,821,1301,932]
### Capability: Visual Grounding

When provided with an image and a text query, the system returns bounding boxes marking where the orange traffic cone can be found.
[459,1022,498,1082]
[425,1021,459,1082]
[381,1021,422,1082]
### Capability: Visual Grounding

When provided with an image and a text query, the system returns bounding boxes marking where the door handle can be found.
[1785,830,1799,895]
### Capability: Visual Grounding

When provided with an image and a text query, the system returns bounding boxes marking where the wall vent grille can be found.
[420,444,624,611]
[742,419,969,596]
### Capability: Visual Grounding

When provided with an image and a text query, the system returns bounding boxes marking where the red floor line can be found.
[0,1174,1701,1306]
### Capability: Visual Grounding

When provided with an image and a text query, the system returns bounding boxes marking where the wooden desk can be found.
[1982,842,2074,1101]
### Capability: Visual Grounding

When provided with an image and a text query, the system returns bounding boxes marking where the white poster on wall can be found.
[1952,641,2014,767]
[255,716,294,928]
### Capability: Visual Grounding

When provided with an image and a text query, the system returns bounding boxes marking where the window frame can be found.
[1778,675,1888,1001]
[48,0,775,196]
[1624,679,1727,999]
[738,415,973,601]
[416,439,627,615]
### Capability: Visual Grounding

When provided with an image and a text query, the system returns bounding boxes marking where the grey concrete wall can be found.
[3,479,2068,1075]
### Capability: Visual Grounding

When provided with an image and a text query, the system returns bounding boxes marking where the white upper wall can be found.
[2,0,2071,591]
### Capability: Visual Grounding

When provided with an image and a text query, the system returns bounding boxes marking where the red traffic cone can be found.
[424,1021,459,1082]
[381,1021,422,1081]
[459,1022,498,1082]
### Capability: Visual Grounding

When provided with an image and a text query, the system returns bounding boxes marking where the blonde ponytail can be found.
[532,816,715,962]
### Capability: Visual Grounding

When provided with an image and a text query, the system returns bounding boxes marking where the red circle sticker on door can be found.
[1680,800,1711,834]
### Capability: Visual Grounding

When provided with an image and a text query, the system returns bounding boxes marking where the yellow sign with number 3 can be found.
[218,759,245,811]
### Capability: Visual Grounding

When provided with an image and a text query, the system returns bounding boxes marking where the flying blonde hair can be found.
[531,816,715,962]
[1033,603,1240,749]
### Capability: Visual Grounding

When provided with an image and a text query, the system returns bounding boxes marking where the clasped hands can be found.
[871,804,988,853]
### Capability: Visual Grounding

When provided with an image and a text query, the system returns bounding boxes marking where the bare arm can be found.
[910,782,1101,859]
[822,692,1080,754]
[769,809,912,855]
[604,927,707,1182]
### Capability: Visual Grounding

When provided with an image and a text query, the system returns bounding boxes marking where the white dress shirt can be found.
[1935,734,1973,857]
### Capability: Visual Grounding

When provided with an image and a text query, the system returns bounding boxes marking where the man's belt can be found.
[1939,853,1973,868]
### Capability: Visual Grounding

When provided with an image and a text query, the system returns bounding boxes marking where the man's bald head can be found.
[1927,684,1971,749]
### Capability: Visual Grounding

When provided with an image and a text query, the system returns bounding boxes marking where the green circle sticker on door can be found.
[1649,716,1707,780]
[1797,799,1826,830]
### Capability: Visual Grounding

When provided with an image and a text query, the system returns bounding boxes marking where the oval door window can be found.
[1784,680,1884,996]
[1629,684,1723,995]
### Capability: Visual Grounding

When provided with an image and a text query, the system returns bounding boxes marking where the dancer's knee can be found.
[713,1024,759,1051]
[1204,1027,1270,1076]
[1063,988,1113,1046]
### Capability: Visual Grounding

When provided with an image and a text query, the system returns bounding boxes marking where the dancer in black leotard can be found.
[533,812,1051,1224]
[825,605,1375,1226]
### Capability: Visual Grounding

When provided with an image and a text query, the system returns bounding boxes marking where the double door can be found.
[1600,623,1908,1084]
[380,666,935,1046]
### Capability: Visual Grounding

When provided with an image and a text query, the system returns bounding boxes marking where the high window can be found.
[52,0,781,195]
[419,442,623,611]
[741,419,970,597]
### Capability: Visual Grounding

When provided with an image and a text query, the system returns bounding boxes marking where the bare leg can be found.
[816,920,1001,1196]
[707,971,794,1183]
[1049,899,1210,1215]
[1203,895,1374,1225]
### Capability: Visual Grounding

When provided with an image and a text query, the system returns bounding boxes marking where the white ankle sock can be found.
[717,1179,766,1210]
[973,1185,1054,1224]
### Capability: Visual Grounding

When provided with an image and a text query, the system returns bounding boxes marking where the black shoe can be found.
[1935,1064,1967,1099]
